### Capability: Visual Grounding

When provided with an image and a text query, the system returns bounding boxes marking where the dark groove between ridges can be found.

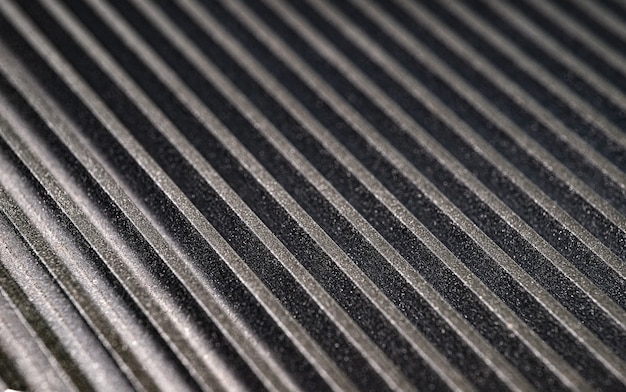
[0,201,103,392]
[372,0,626,250]
[146,1,568,390]
[0,8,327,391]
[12,1,402,390]
[0,0,625,390]
[224,1,626,385]
[466,0,626,139]
[0,234,43,392]
[171,0,626,388]
[0,343,28,391]
[141,0,619,389]
[327,0,626,315]
[0,69,266,392]
[128,0,514,390]
[372,0,626,181]
[289,0,626,310]
[423,0,626,208]
[536,0,626,72]
[458,0,626,162]
[379,0,626,199]
[596,0,626,24]
[47,0,454,388]
[124,0,515,390]
[0,82,208,392]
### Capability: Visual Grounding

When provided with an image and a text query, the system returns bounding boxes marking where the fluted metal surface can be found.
[0,0,625,390]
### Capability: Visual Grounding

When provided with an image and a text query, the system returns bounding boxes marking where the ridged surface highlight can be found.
[0,0,625,390]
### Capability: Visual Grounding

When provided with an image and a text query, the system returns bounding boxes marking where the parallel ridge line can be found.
[352,0,626,318]
[597,0,626,23]
[479,0,626,170]
[569,0,626,47]
[424,2,624,216]
[0,224,78,392]
[167,0,626,386]
[0,4,312,390]
[187,0,616,388]
[146,0,531,390]
[0,106,167,391]
[176,0,599,390]
[0,56,265,392]
[26,0,407,390]
[305,0,626,377]
[0,159,137,392]
[312,0,626,320]
[231,0,626,386]
[0,9,296,392]
[125,0,478,390]
[66,0,424,389]
[0,61,206,392]
[0,0,624,390]
[531,0,626,92]
[399,0,626,225]
[381,0,626,275]
[243,0,619,382]
[72,3,408,385]
[373,0,626,295]
[341,0,626,318]
[0,210,103,392]
[0,3,334,391]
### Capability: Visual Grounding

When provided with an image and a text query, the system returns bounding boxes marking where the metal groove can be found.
[0,0,624,391]
[234,3,624,388]
[59,1,420,389]
[175,0,601,389]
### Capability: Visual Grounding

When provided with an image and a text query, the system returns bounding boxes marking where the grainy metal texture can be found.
[0,0,625,390]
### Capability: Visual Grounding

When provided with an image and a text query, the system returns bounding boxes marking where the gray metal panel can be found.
[0,0,625,390]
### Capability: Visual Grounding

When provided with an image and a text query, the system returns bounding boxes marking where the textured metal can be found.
[0,0,625,390]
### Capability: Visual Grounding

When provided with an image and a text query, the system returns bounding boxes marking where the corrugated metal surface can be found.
[0,0,625,390]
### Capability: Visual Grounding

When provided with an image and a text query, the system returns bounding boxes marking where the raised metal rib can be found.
[0,0,624,390]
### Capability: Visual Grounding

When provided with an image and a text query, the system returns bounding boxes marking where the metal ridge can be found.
[0,0,624,390]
